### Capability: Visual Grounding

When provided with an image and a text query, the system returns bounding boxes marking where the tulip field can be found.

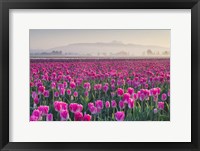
[30,59,170,121]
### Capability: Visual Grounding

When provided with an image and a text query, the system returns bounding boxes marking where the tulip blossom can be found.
[60,110,69,121]
[32,109,41,118]
[83,113,92,121]
[32,91,38,99]
[111,100,117,108]
[89,106,97,114]
[51,82,56,89]
[117,88,124,96]
[34,97,39,104]
[168,90,170,97]
[54,101,68,112]
[88,102,94,110]
[46,113,53,121]
[84,91,89,97]
[154,108,158,114]
[123,93,130,103]
[69,103,83,113]
[105,101,110,108]
[74,112,83,121]
[60,88,65,96]
[54,91,59,97]
[158,102,165,110]
[30,115,39,121]
[83,82,91,90]
[66,89,71,95]
[73,91,78,97]
[38,86,45,94]
[95,100,103,110]
[128,98,134,109]
[30,82,35,87]
[43,90,49,97]
[38,105,49,116]
[161,93,167,101]
[103,84,109,92]
[115,111,125,121]
[119,100,125,109]
[127,87,134,95]
[70,82,76,89]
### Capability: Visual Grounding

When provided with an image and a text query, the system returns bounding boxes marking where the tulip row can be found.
[30,59,170,121]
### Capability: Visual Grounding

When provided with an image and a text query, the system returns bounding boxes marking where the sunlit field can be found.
[30,59,170,121]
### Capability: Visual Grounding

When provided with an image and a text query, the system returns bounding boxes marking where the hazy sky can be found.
[30,29,170,50]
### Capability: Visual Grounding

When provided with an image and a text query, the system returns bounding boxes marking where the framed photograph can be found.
[0,0,199,151]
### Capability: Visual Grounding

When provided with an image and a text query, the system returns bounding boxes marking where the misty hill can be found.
[30,41,170,57]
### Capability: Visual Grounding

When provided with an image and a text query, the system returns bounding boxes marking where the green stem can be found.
[52,89,54,102]
[112,108,115,121]
[141,101,144,112]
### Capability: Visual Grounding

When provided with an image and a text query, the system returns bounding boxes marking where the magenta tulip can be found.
[115,111,125,121]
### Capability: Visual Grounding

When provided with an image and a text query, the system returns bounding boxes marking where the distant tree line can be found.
[146,49,170,55]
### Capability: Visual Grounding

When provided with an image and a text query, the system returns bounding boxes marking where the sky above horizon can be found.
[30,29,170,51]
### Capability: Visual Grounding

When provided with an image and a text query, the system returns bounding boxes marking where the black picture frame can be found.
[0,0,200,151]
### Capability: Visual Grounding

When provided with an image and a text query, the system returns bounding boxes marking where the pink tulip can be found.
[95,100,103,110]
[66,89,71,95]
[34,97,39,104]
[32,109,41,118]
[94,84,102,91]
[54,91,59,97]
[103,85,109,92]
[105,101,110,108]
[51,82,56,89]
[157,87,161,95]
[127,87,134,95]
[168,90,170,97]
[133,93,138,100]
[74,112,83,121]
[38,86,45,94]
[117,88,124,96]
[88,102,94,110]
[60,88,65,96]
[54,101,61,112]
[84,91,89,97]
[73,91,78,97]
[111,100,117,108]
[70,81,76,89]
[69,103,83,113]
[60,102,68,110]
[43,90,49,97]
[46,113,53,121]
[54,101,68,112]
[83,113,92,121]
[30,82,35,87]
[115,111,125,121]
[128,98,134,109]
[119,100,125,109]
[123,93,130,103]
[58,83,64,90]
[89,106,97,114]
[158,102,165,110]
[83,82,91,90]
[32,91,38,99]
[60,110,69,121]
[38,105,49,115]
[30,115,38,121]
[63,81,68,88]
[161,93,167,101]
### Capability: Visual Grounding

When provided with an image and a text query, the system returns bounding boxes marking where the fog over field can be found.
[30,29,170,58]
